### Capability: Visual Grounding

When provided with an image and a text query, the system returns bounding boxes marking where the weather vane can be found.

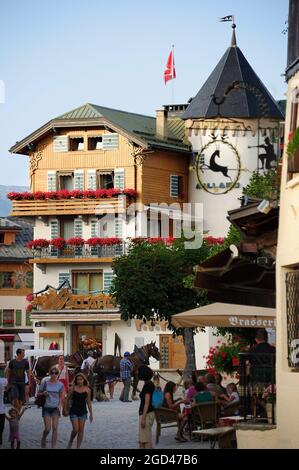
[219,14,236,29]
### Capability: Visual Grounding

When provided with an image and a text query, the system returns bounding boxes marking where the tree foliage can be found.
[242,169,279,201]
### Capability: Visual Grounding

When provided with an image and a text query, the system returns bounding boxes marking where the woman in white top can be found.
[55,355,69,393]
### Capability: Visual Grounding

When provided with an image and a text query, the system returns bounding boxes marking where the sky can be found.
[0,0,289,186]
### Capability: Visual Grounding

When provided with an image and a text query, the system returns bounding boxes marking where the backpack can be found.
[152,388,164,408]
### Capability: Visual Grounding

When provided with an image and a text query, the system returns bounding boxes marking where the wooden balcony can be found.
[10,197,127,216]
[29,244,125,264]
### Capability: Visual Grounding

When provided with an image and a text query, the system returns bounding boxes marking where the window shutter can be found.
[15,310,22,326]
[26,312,32,327]
[114,168,125,189]
[58,272,70,287]
[74,219,83,237]
[0,309,2,326]
[87,169,97,190]
[103,133,119,150]
[53,135,69,152]
[74,170,84,190]
[103,272,115,293]
[170,175,179,197]
[47,171,57,191]
[91,219,98,237]
[50,220,59,256]
[115,217,123,238]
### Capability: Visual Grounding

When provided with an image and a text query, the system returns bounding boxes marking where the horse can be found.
[93,341,160,401]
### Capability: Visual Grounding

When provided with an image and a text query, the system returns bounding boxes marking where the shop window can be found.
[39,333,64,351]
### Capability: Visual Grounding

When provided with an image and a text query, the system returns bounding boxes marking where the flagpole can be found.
[172,44,175,104]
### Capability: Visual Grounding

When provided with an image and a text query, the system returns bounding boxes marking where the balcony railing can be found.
[10,197,127,216]
[31,243,125,260]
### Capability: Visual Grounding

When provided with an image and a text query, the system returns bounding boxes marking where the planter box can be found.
[288,148,299,173]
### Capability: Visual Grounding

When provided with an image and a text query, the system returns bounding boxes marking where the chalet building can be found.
[9,103,210,368]
[0,218,33,362]
[182,26,284,236]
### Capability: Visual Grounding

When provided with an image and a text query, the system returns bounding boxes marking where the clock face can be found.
[195,137,241,195]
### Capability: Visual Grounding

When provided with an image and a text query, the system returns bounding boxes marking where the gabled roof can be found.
[0,218,33,261]
[10,103,189,155]
[182,33,284,121]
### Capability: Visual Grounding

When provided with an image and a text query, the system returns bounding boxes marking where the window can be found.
[97,170,114,189]
[58,172,74,191]
[286,270,299,369]
[58,272,70,287]
[3,309,14,325]
[69,137,84,151]
[39,333,64,350]
[61,219,74,239]
[88,136,103,150]
[72,271,103,294]
[170,175,183,197]
[0,272,14,288]
[0,233,4,244]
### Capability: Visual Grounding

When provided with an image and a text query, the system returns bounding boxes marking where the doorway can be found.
[71,325,103,353]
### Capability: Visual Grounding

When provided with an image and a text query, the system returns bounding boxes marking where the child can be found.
[183,379,196,403]
[5,406,28,449]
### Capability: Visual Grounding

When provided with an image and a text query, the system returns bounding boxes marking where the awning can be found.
[172,303,276,329]
[18,333,35,343]
[0,334,15,342]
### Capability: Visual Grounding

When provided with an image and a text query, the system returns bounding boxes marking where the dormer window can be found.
[88,136,103,150]
[0,233,4,244]
[69,137,84,151]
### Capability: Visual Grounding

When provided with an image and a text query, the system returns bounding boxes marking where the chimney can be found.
[156,108,168,140]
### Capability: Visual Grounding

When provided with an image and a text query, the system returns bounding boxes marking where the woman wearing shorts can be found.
[66,373,93,449]
[39,366,64,449]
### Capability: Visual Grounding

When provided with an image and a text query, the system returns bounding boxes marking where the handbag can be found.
[35,380,47,408]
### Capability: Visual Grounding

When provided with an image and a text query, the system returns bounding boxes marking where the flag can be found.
[220,15,234,22]
[164,50,176,84]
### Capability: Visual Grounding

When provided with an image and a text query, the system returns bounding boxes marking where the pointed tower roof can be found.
[182,32,284,121]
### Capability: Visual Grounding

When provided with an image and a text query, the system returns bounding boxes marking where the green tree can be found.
[111,238,210,379]
[242,169,279,201]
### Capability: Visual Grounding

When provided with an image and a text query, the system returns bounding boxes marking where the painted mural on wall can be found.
[195,135,241,195]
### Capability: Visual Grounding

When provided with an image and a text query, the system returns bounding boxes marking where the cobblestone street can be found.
[1,383,209,450]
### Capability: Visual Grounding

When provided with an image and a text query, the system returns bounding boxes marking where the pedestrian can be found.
[39,366,64,449]
[54,355,69,393]
[66,373,93,449]
[0,375,8,447]
[119,352,133,403]
[5,406,29,449]
[138,365,155,449]
[6,349,31,412]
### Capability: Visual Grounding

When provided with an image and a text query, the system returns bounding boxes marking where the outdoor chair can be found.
[191,401,220,431]
[221,401,240,417]
[154,407,180,444]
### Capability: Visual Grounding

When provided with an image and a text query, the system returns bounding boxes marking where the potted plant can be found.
[287,128,299,173]
[205,340,247,375]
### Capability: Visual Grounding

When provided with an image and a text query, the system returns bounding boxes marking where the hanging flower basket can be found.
[205,340,246,375]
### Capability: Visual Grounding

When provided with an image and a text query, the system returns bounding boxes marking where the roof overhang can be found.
[10,118,148,155]
[172,302,276,329]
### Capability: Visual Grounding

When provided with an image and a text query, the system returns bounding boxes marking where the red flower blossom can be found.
[33,191,46,200]
[51,238,66,249]
[26,239,50,249]
[66,237,85,246]
[26,294,34,302]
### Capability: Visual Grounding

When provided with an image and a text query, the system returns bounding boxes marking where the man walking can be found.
[6,349,31,412]
[119,351,132,403]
